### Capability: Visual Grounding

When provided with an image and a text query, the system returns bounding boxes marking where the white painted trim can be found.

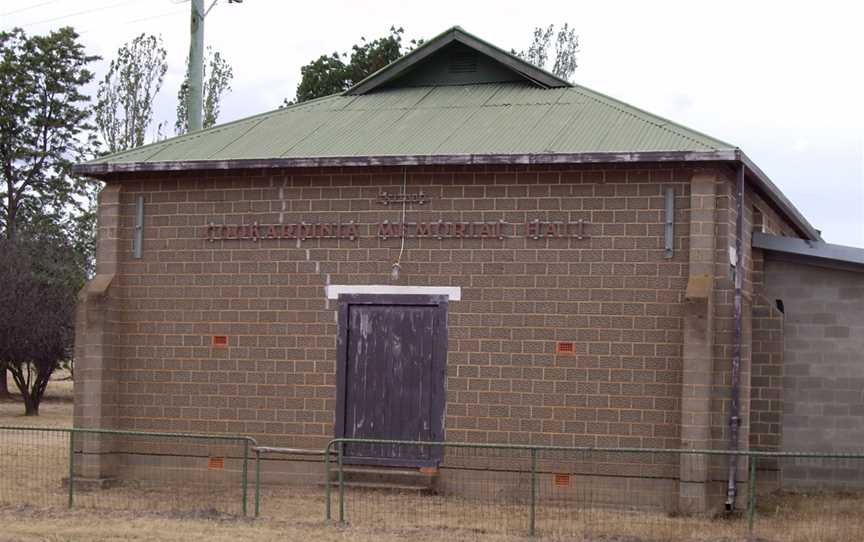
[325,285,461,301]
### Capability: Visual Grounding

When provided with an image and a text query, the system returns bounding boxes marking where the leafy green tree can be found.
[288,26,421,104]
[516,23,579,81]
[175,47,233,134]
[94,33,168,153]
[0,27,98,397]
[0,232,85,415]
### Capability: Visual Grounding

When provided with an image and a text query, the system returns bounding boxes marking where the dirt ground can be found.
[1,373,863,541]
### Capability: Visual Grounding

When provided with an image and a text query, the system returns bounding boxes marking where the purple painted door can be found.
[336,295,446,466]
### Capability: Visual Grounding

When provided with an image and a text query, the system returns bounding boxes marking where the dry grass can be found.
[1,374,863,541]
[267,486,864,542]
[3,489,864,542]
[0,504,538,542]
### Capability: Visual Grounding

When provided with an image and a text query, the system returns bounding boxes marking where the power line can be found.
[17,0,145,28]
[0,0,63,17]
[77,7,187,34]
[122,8,187,25]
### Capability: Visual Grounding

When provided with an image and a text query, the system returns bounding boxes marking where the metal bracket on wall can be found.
[133,195,144,259]
[664,187,674,259]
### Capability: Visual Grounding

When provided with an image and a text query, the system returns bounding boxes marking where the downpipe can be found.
[726,163,745,512]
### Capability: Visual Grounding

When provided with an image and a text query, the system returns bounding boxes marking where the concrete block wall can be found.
[762,258,864,487]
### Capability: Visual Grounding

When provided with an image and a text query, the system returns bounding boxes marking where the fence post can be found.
[67,430,74,508]
[338,442,345,524]
[747,455,757,534]
[325,443,332,521]
[529,448,537,537]
[242,439,249,517]
[254,447,260,518]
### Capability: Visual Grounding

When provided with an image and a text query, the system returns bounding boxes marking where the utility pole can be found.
[186,0,242,133]
[188,0,205,132]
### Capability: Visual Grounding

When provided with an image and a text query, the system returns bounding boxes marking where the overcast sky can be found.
[4,0,863,246]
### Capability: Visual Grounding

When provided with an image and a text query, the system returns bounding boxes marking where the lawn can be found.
[1,373,863,541]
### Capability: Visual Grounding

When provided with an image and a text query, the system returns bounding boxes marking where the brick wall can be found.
[747,192,801,477]
[77,161,832,509]
[749,295,784,452]
[99,164,701,455]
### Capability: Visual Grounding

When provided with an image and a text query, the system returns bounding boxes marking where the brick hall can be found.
[72,27,864,512]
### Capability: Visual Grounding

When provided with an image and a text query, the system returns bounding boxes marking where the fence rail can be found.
[0,426,256,517]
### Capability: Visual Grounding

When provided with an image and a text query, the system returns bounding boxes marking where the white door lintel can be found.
[325,285,461,301]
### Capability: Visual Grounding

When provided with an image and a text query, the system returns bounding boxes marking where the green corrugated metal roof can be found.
[88,82,734,166]
[76,26,820,242]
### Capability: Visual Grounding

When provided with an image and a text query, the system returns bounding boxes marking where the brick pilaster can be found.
[73,183,121,479]
[679,172,718,513]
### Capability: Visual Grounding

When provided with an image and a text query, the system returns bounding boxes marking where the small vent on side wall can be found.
[448,53,478,73]
[208,457,225,470]
[554,473,571,487]
[212,335,228,347]
[556,341,575,355]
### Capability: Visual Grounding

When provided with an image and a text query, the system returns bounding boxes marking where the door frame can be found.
[334,293,448,467]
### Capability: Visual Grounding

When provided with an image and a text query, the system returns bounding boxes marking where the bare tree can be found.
[0,234,83,415]
[551,23,578,82]
[517,24,579,81]
[522,25,554,71]
[175,47,233,134]
[94,33,168,153]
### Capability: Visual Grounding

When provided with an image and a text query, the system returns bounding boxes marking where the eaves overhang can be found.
[73,149,735,176]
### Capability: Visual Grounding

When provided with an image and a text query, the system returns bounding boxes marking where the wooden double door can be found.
[335,295,447,467]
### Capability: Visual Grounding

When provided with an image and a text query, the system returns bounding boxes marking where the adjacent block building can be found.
[72,27,864,512]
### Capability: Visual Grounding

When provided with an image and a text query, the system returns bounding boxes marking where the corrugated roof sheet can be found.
[76,25,819,242]
[89,82,734,166]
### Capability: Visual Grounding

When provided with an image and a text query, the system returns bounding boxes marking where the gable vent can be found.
[448,53,478,73]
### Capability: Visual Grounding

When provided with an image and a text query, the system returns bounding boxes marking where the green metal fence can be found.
[4,426,864,540]
[0,426,256,517]
[321,438,864,541]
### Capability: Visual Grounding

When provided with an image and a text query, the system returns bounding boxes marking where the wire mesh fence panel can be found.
[330,443,533,536]
[0,427,253,517]
[0,427,70,509]
[536,449,747,541]
[251,449,329,520]
[321,440,864,540]
[70,431,251,516]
